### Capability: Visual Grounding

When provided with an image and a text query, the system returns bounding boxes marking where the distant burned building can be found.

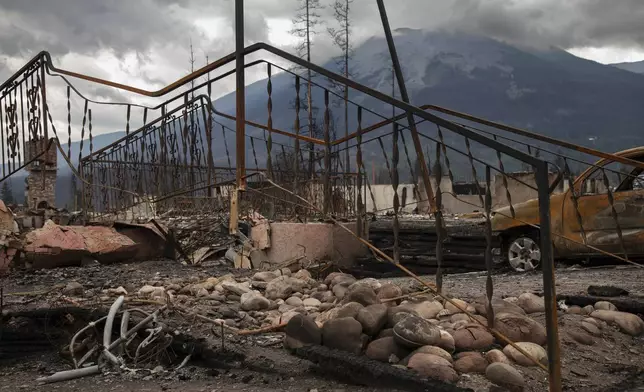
[25,137,57,209]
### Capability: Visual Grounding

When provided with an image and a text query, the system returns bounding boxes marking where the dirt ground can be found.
[2,260,644,392]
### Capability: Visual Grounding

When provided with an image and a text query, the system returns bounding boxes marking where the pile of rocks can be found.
[90,267,644,389]
[280,281,644,389]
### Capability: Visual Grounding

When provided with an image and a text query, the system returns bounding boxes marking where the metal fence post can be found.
[535,162,562,392]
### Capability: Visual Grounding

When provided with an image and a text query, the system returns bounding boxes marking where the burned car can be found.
[492,147,644,272]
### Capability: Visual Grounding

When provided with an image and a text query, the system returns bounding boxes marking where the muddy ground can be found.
[1,260,644,392]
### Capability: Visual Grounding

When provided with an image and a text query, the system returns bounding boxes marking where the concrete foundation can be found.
[250,221,368,267]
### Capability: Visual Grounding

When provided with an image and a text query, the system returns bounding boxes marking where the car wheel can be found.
[506,234,541,272]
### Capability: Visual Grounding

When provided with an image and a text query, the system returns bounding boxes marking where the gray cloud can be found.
[2,0,644,135]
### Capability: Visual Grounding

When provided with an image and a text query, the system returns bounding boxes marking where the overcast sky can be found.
[2,0,644,138]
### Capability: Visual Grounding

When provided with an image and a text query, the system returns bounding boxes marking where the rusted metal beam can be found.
[214,111,325,145]
[376,0,436,213]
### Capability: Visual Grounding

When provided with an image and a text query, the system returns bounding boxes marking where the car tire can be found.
[504,232,541,272]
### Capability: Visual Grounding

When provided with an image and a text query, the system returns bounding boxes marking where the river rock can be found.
[137,285,156,297]
[197,287,210,297]
[221,281,251,296]
[486,362,525,391]
[485,349,511,364]
[265,276,306,300]
[328,273,356,288]
[437,330,456,353]
[453,325,494,351]
[445,299,472,314]
[581,305,595,315]
[377,283,403,303]
[408,300,444,319]
[407,354,458,383]
[450,313,471,323]
[332,284,349,300]
[494,312,547,346]
[594,301,618,311]
[322,317,363,354]
[387,305,420,327]
[475,297,526,316]
[284,314,321,350]
[568,330,595,345]
[590,310,644,336]
[503,342,547,366]
[240,292,271,311]
[343,285,379,306]
[293,269,312,281]
[581,320,601,336]
[285,296,303,307]
[518,293,545,313]
[252,271,279,282]
[357,304,388,336]
[365,337,410,363]
[303,298,322,308]
[403,345,453,365]
[454,352,488,374]
[349,278,382,292]
[336,301,364,319]
[370,325,390,337]
[393,314,441,348]
[282,308,306,324]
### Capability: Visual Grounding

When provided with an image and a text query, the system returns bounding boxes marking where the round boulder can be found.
[337,301,364,319]
[343,285,379,307]
[485,349,511,365]
[594,301,617,311]
[349,278,382,292]
[494,312,547,346]
[378,328,395,339]
[445,299,472,315]
[293,269,312,281]
[403,345,453,365]
[581,320,601,336]
[407,354,458,383]
[581,305,595,315]
[322,317,363,354]
[454,352,488,374]
[486,362,525,392]
[285,296,303,307]
[252,271,279,282]
[329,273,356,288]
[393,314,441,348]
[407,300,444,319]
[590,310,644,336]
[567,330,595,346]
[303,298,322,308]
[377,283,403,304]
[517,293,545,314]
[437,329,456,353]
[475,297,526,317]
[503,342,547,367]
[452,325,494,351]
[357,304,388,336]
[365,336,410,363]
[265,276,306,300]
[284,314,321,350]
[387,305,420,328]
[240,292,271,311]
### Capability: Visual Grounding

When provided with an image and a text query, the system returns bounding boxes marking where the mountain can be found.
[14,29,644,207]
[211,29,644,181]
[611,60,644,74]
